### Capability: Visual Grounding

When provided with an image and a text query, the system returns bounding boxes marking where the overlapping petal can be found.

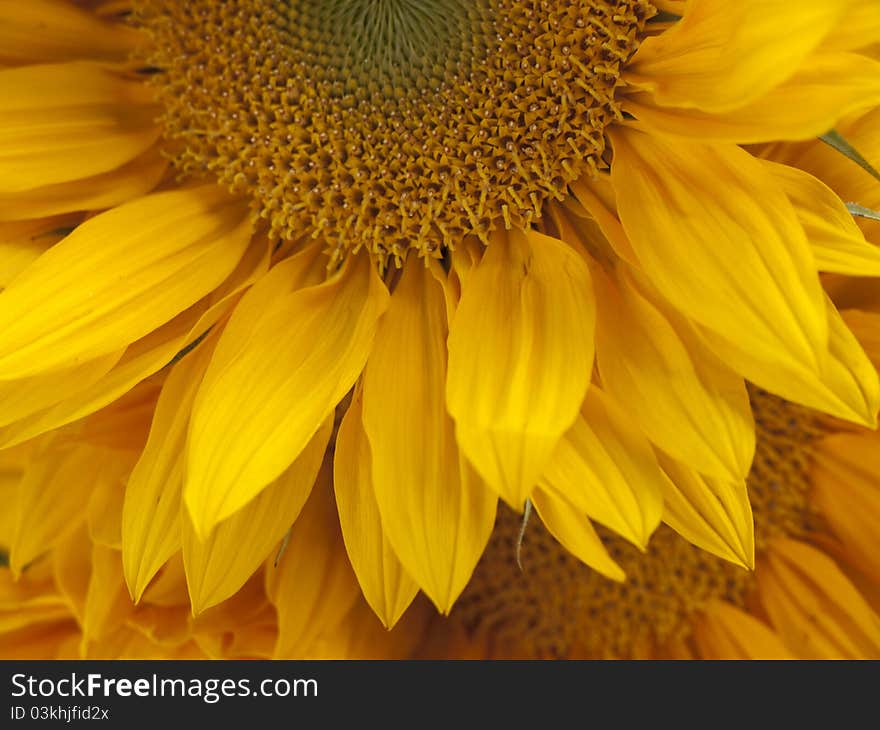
[539,385,663,549]
[592,264,754,482]
[625,0,851,112]
[610,127,828,375]
[186,251,388,537]
[0,62,159,192]
[334,388,420,628]
[446,229,595,509]
[0,185,253,379]
[363,260,495,613]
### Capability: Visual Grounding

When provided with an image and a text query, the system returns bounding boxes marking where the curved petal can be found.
[811,432,880,585]
[334,388,420,628]
[625,0,851,112]
[531,488,625,583]
[9,435,101,576]
[700,296,880,427]
[694,601,794,659]
[0,146,168,222]
[610,128,827,374]
[624,53,880,144]
[446,229,595,509]
[265,473,362,659]
[593,265,754,481]
[122,332,219,603]
[183,418,332,614]
[0,185,253,379]
[540,385,663,549]
[757,539,880,658]
[0,0,143,65]
[363,260,496,613]
[658,454,754,570]
[186,252,388,538]
[0,62,159,192]
[761,159,880,276]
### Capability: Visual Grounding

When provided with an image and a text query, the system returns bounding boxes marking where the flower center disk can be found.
[135,0,650,265]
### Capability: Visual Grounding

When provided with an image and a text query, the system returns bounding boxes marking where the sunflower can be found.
[1,0,880,657]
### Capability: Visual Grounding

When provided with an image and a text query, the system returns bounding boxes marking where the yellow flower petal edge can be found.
[610,127,827,374]
[695,601,794,660]
[334,387,419,628]
[9,435,107,576]
[531,487,625,583]
[0,0,143,65]
[183,417,332,614]
[185,251,389,538]
[0,61,159,193]
[593,264,755,482]
[624,52,880,145]
[761,159,880,277]
[625,0,850,112]
[0,146,168,222]
[363,260,496,614]
[700,296,880,428]
[122,331,219,603]
[266,470,362,659]
[758,539,880,659]
[0,185,252,379]
[540,385,663,549]
[446,228,596,510]
[811,432,880,586]
[658,454,755,570]
[0,232,269,450]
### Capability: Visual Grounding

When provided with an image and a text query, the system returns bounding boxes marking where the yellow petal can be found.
[531,487,625,582]
[0,309,197,449]
[624,53,880,144]
[610,128,827,374]
[762,159,880,276]
[757,539,880,659]
[0,350,122,428]
[0,185,252,379]
[333,387,419,627]
[820,3,880,52]
[841,309,880,373]
[363,260,496,613]
[183,417,332,614]
[186,251,388,537]
[0,146,168,222]
[122,332,218,603]
[566,177,639,267]
[9,436,101,575]
[701,296,880,427]
[540,385,663,549]
[0,235,270,449]
[0,0,143,65]
[266,473,362,658]
[625,0,850,112]
[52,525,92,625]
[658,454,754,569]
[768,107,880,219]
[77,377,158,452]
[86,452,132,548]
[446,229,595,509]
[0,62,159,193]
[0,215,75,287]
[694,600,795,659]
[82,544,132,645]
[593,265,754,481]
[811,433,880,585]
